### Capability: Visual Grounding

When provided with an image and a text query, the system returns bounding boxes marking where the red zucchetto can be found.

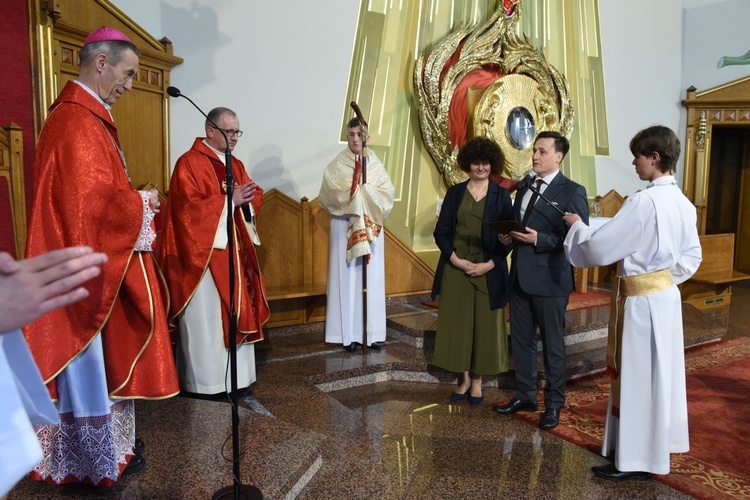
[84,26,131,45]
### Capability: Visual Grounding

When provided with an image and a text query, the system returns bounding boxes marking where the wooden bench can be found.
[681,233,750,310]
[265,283,327,301]
[256,190,434,328]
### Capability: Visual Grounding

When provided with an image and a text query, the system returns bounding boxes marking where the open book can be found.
[471,212,527,233]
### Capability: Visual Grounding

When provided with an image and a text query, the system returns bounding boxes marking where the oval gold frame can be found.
[414,1,574,186]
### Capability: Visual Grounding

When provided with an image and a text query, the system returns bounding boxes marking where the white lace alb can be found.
[136,191,157,251]
[33,400,135,485]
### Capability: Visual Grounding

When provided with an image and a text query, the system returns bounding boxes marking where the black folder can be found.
[472,213,527,233]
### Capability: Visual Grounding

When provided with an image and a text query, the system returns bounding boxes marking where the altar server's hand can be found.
[563,212,581,228]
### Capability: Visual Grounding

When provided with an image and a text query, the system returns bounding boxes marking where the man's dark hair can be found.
[457,136,505,175]
[535,131,570,158]
[347,117,362,129]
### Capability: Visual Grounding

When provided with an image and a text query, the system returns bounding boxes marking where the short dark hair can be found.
[347,117,362,129]
[456,136,504,175]
[79,40,140,66]
[629,125,681,173]
[205,107,237,130]
[535,131,570,158]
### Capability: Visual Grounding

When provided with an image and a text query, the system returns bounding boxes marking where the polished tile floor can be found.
[9,282,748,499]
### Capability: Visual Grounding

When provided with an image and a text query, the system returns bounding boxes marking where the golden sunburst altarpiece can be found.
[414,0,574,187]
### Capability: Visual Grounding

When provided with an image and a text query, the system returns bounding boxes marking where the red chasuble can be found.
[158,138,269,346]
[23,82,179,400]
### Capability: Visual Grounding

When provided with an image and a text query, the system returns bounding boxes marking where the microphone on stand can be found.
[168,87,251,223]
[518,169,535,189]
[525,172,566,216]
[167,86,262,500]
[167,87,224,136]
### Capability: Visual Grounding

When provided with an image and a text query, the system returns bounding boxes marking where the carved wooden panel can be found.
[0,123,25,258]
[309,200,331,287]
[683,77,750,229]
[595,189,625,218]
[256,190,305,290]
[682,76,750,273]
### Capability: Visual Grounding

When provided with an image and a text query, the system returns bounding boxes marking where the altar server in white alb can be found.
[319,117,395,352]
[0,246,107,496]
[562,125,702,481]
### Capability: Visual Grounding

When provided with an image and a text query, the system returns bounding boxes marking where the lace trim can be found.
[136,191,157,251]
[33,400,135,485]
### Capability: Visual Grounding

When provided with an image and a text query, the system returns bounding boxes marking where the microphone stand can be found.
[528,182,566,216]
[167,87,262,500]
[350,102,368,354]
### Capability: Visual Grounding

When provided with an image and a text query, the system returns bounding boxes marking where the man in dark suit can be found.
[493,131,589,430]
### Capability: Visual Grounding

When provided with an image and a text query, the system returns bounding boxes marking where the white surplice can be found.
[319,148,394,346]
[0,330,57,496]
[564,176,702,474]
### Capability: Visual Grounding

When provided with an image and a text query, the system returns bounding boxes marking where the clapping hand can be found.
[0,247,108,333]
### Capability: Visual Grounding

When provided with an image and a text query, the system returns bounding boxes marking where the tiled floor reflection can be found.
[10,283,749,499]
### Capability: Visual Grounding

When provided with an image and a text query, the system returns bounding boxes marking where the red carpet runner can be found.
[512,336,750,499]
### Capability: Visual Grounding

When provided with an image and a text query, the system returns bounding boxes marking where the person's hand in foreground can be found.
[0,246,108,333]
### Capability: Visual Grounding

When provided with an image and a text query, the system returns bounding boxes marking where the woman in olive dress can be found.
[431,137,513,405]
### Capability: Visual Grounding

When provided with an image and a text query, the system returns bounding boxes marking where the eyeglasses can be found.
[209,126,243,138]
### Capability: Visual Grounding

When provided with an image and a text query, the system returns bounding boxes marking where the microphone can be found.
[516,169,534,189]
[166,87,224,143]
[166,86,250,219]
[167,86,260,499]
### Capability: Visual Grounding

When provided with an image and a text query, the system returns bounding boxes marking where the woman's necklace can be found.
[468,181,488,201]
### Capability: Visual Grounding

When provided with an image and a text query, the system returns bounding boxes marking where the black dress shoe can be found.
[539,408,560,430]
[367,342,383,351]
[123,454,146,476]
[591,463,652,481]
[493,398,538,414]
[135,438,145,455]
[343,344,357,352]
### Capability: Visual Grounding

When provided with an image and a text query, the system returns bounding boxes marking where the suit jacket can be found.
[509,171,589,297]
[432,180,513,309]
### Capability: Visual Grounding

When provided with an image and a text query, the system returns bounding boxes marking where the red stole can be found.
[350,155,361,196]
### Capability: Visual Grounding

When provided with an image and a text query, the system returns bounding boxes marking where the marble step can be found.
[258,295,726,394]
